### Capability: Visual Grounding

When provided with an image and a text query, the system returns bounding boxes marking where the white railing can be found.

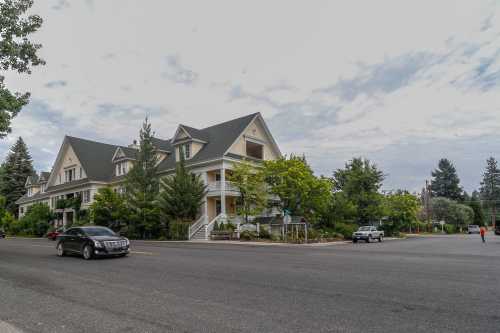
[205,214,225,239]
[188,215,207,240]
[207,181,240,193]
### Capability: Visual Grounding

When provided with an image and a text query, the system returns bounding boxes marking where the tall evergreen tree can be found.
[479,157,500,226]
[0,137,35,214]
[157,149,207,223]
[430,158,463,201]
[124,118,160,239]
[332,157,385,225]
[1,0,45,137]
[467,192,485,226]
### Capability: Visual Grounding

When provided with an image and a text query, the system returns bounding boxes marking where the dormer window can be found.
[116,161,128,176]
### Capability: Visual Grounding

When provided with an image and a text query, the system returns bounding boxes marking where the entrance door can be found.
[216,199,222,216]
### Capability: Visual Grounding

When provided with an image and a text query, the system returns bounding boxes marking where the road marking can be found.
[130,250,156,255]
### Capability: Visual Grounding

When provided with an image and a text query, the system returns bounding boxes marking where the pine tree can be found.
[124,118,160,239]
[0,137,35,214]
[430,158,463,201]
[479,157,500,226]
[467,192,485,226]
[157,149,207,222]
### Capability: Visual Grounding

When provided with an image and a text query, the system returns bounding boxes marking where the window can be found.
[179,143,191,159]
[246,141,264,159]
[83,190,91,203]
[116,162,128,176]
[20,207,24,214]
[64,168,75,183]
[80,167,83,179]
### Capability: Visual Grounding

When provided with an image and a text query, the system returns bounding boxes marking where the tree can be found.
[332,158,385,225]
[479,157,500,226]
[322,191,357,228]
[263,155,332,223]
[228,160,267,223]
[157,149,207,223]
[1,0,45,137]
[383,191,420,235]
[90,187,130,232]
[431,158,463,201]
[467,193,485,227]
[124,118,160,238]
[431,197,474,229]
[0,137,35,214]
[19,202,54,236]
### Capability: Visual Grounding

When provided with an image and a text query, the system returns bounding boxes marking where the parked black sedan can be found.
[56,226,130,260]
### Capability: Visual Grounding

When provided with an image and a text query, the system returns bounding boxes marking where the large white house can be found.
[16,113,281,240]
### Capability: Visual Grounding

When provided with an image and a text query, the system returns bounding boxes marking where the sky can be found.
[1,0,500,193]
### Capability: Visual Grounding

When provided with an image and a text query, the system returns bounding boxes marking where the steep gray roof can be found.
[39,172,51,182]
[151,138,172,152]
[157,113,258,172]
[26,174,39,186]
[66,136,120,182]
[177,125,210,142]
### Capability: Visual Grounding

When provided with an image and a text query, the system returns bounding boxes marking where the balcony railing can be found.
[207,181,239,194]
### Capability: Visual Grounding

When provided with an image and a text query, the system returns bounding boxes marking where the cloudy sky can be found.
[1,0,500,192]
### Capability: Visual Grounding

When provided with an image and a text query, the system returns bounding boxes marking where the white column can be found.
[220,167,226,216]
[62,212,67,228]
[203,172,209,223]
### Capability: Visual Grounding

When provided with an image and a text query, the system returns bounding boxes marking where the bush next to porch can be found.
[16,203,54,237]
[167,220,189,240]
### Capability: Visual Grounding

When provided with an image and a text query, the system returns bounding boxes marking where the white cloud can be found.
[1,0,500,192]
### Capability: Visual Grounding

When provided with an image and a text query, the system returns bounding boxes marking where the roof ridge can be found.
[66,135,131,150]
[200,112,259,131]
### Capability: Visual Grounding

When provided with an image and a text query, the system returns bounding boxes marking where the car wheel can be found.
[353,239,358,243]
[82,245,93,260]
[57,243,65,257]
[379,235,383,242]
[367,235,372,243]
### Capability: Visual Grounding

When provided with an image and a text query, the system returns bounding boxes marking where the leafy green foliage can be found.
[0,0,45,137]
[124,118,161,239]
[158,150,207,223]
[0,137,35,213]
[166,220,189,240]
[90,187,130,232]
[332,158,385,225]
[18,203,54,236]
[431,159,463,201]
[467,193,485,226]
[229,160,267,223]
[431,197,474,228]
[479,157,500,225]
[382,191,420,236]
[263,155,332,223]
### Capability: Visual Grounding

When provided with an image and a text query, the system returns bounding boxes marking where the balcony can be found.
[207,181,240,196]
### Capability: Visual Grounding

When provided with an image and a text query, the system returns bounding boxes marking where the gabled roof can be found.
[25,174,39,187]
[179,125,209,143]
[157,113,259,171]
[66,136,121,182]
[151,137,172,152]
[39,172,51,183]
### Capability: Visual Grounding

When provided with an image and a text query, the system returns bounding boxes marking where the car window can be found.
[65,228,76,236]
[359,226,371,231]
[82,227,116,237]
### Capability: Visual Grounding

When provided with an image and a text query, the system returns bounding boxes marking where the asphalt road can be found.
[1,234,500,333]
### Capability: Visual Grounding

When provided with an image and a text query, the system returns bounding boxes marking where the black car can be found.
[56,226,130,260]
[495,225,500,236]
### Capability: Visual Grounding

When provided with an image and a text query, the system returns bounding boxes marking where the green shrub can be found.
[334,223,358,240]
[240,230,258,241]
[168,220,189,240]
[444,224,456,234]
[259,226,271,239]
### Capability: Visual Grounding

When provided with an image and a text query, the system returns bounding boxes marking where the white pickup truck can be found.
[352,226,384,243]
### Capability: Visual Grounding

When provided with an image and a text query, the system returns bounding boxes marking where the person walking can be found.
[480,226,486,243]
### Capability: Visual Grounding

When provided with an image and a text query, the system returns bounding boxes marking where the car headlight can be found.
[93,240,103,248]
[124,238,130,246]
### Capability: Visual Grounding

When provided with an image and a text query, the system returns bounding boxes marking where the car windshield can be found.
[469,225,479,228]
[83,227,116,237]
[359,226,371,231]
